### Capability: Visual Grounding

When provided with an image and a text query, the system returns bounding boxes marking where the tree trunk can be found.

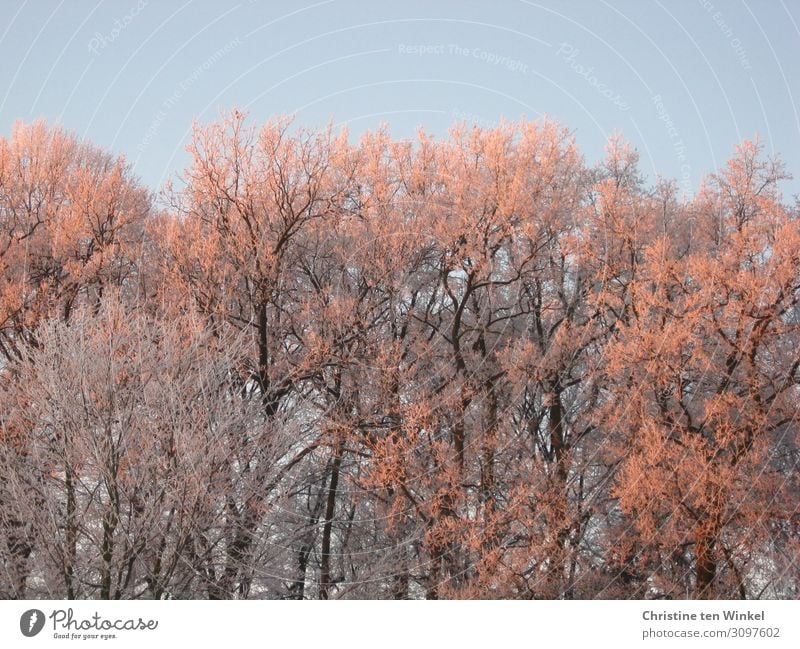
[319,437,343,600]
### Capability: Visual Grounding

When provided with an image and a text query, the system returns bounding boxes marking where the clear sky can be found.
[1,0,798,198]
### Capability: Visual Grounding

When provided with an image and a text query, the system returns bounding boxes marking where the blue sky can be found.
[1,0,798,198]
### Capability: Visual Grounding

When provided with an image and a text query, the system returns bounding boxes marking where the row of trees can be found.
[0,116,797,599]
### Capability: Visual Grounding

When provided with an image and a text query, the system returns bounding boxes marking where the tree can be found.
[0,121,150,599]
[1,117,797,600]
[604,140,800,598]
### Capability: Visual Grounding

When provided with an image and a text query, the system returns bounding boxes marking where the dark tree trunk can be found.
[319,438,343,600]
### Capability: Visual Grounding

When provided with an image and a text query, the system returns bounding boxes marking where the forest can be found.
[0,114,797,600]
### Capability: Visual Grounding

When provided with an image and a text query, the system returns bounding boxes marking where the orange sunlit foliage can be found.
[0,118,797,600]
